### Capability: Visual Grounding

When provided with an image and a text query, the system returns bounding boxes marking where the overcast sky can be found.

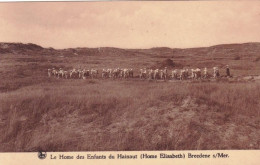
[0,1,260,49]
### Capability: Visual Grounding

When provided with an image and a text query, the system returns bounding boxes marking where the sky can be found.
[0,1,260,49]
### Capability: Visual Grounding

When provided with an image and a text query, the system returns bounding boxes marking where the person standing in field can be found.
[226,65,230,77]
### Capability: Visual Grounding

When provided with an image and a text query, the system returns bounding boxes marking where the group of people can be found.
[101,68,134,79]
[47,65,231,80]
[48,68,99,79]
[139,65,231,80]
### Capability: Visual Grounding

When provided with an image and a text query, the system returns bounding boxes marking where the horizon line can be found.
[1,41,260,50]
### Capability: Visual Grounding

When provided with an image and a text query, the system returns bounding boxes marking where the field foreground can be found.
[0,79,259,151]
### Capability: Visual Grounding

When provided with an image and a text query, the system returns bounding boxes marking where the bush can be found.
[234,56,241,60]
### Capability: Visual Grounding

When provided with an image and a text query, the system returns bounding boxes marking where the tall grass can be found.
[0,80,259,151]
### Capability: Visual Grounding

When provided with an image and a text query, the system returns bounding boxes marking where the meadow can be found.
[0,42,259,151]
[1,79,259,151]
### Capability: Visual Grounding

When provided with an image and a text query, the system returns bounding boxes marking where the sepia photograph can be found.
[0,1,260,152]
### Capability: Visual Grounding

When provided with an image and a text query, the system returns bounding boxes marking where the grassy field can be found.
[0,42,260,151]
